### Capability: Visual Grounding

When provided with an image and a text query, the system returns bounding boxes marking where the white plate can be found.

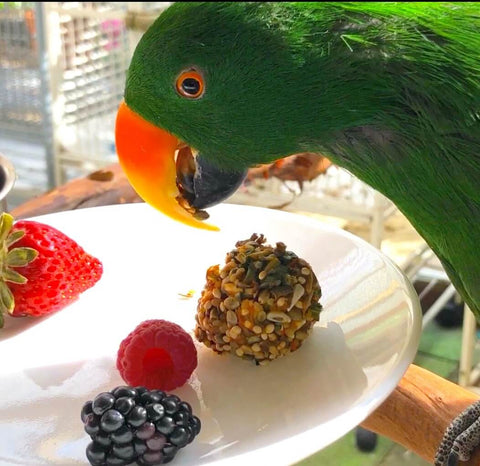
[0,203,422,466]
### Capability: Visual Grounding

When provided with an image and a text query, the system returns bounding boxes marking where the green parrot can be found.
[114,2,480,465]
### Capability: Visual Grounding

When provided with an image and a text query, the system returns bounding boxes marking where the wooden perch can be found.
[9,162,480,464]
[362,364,480,464]
[10,163,143,219]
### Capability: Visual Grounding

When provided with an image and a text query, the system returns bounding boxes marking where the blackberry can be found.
[82,386,201,466]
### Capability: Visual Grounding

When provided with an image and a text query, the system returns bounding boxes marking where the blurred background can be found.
[0,2,171,208]
[0,2,478,465]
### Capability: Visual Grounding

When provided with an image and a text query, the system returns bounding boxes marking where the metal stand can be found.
[458,306,478,388]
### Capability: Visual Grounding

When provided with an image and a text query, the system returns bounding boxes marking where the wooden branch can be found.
[362,365,480,464]
[10,163,480,464]
[10,163,143,220]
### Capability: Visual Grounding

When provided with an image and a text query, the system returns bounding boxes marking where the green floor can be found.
[294,321,469,466]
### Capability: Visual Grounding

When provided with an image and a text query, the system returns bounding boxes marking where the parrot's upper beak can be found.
[115,101,246,231]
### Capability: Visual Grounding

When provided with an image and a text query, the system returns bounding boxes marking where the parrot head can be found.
[115,2,478,235]
[115,2,347,230]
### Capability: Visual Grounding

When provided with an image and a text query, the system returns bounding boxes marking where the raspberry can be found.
[117,320,197,391]
[81,386,201,466]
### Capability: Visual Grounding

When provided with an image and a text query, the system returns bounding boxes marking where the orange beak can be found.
[115,101,219,231]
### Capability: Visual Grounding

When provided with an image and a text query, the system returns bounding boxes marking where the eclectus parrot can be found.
[114,3,480,465]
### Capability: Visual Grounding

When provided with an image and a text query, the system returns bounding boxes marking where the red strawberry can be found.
[117,319,198,391]
[0,213,103,326]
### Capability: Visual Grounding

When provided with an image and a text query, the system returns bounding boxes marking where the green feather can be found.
[125,2,480,316]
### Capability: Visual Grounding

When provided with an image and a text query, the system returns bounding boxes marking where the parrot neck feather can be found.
[317,125,480,315]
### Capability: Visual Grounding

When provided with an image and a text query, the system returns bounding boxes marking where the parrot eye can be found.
[176,70,205,99]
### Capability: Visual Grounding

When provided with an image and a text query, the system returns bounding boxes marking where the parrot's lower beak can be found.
[115,101,246,231]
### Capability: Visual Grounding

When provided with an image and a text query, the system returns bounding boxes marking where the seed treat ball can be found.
[81,386,201,466]
[194,233,323,365]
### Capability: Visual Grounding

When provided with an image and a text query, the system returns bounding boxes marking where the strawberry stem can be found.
[0,214,13,243]
[5,230,25,248]
[0,282,14,316]
[0,213,39,323]
[6,248,38,267]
